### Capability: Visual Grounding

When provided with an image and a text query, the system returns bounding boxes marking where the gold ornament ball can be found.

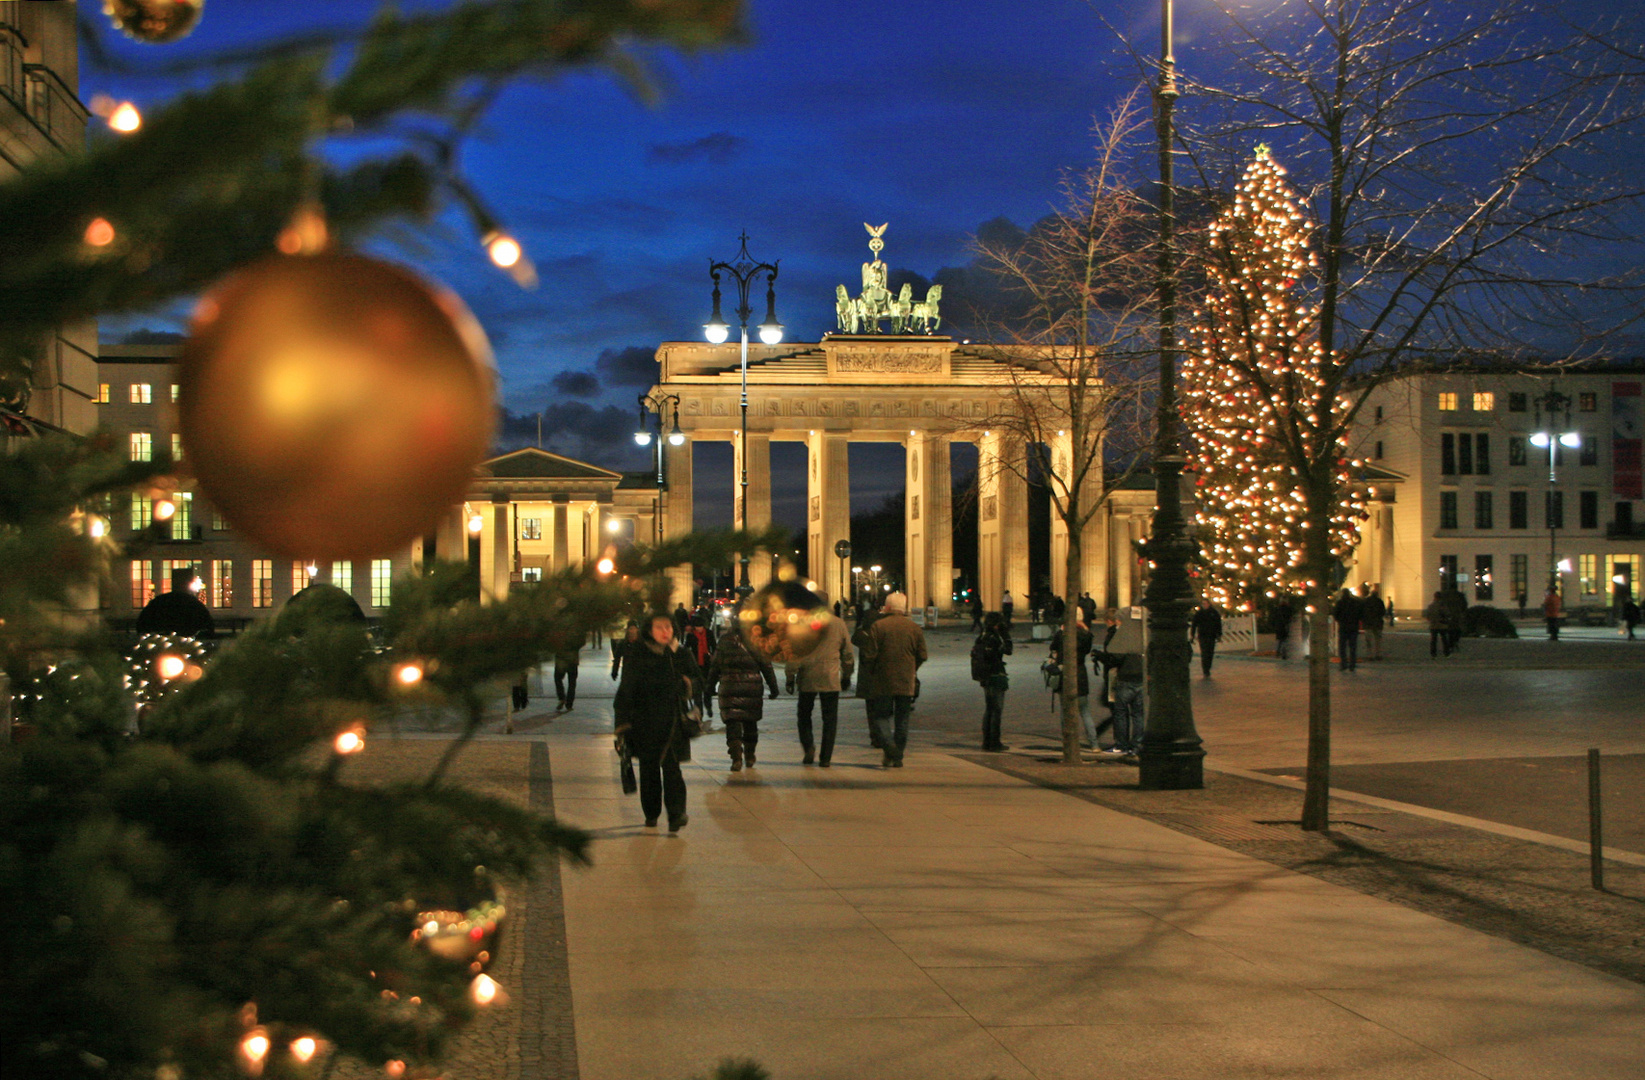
[104,0,204,43]
[179,252,495,561]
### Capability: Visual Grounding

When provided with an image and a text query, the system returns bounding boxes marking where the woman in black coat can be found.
[706,627,778,771]
[614,613,702,832]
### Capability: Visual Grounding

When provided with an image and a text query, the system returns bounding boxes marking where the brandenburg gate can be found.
[648,335,1113,612]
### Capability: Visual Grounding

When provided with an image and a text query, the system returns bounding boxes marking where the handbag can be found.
[988,672,1010,692]
[678,696,705,739]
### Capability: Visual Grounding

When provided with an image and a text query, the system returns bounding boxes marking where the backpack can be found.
[970,632,1000,682]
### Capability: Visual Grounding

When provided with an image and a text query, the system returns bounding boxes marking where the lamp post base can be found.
[1138,743,1205,789]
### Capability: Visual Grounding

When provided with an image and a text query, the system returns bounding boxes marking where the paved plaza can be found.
[380,624,1645,1079]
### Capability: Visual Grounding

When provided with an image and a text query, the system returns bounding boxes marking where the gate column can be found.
[807,430,851,604]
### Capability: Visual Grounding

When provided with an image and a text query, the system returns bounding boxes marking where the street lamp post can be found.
[634,391,683,548]
[835,539,852,609]
[1139,0,1205,790]
[704,233,782,597]
[1531,388,1581,598]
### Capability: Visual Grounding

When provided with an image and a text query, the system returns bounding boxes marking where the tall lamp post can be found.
[1531,388,1580,597]
[1139,0,1206,790]
[704,233,782,597]
[634,391,683,548]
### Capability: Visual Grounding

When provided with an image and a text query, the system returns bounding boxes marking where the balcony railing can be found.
[24,62,87,150]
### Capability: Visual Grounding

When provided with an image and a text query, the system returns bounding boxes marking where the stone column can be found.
[807,430,851,603]
[904,433,953,612]
[735,432,773,590]
[977,431,1029,613]
[1113,515,1133,609]
[434,505,467,567]
[552,499,569,572]
[480,498,511,602]
[663,439,693,601]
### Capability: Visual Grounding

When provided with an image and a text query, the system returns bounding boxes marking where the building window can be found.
[1545,490,1564,530]
[1579,437,1597,467]
[170,492,192,541]
[1579,391,1597,412]
[171,432,183,461]
[1374,405,1384,422]
[130,561,155,608]
[130,494,152,531]
[213,508,230,531]
[1474,434,1490,475]
[1579,490,1598,529]
[293,561,313,592]
[129,432,152,461]
[1579,554,1599,596]
[1508,392,1527,412]
[129,383,151,404]
[1374,440,1383,459]
[252,560,274,608]
[332,561,352,593]
[1474,491,1493,530]
[1474,555,1494,601]
[95,383,110,404]
[1613,555,1642,601]
[1458,433,1474,474]
[520,517,542,540]
[1618,502,1636,534]
[521,567,543,582]
[1473,392,1494,412]
[1509,490,1528,529]
[1439,490,1458,529]
[1508,437,1526,467]
[1511,554,1529,603]
[211,560,234,608]
[170,384,180,403]
[1439,554,1459,591]
[163,560,197,594]
[1438,392,1458,411]
[1441,433,1456,475]
[370,560,393,607]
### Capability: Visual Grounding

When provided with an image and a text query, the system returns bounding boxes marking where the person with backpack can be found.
[971,611,1014,751]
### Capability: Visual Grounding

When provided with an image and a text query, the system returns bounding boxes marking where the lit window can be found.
[96,383,110,404]
[211,560,234,608]
[1437,392,1458,411]
[1472,392,1494,412]
[1579,392,1597,412]
[170,492,192,540]
[252,560,273,608]
[522,567,543,582]
[171,433,183,461]
[130,495,152,530]
[212,509,230,531]
[293,561,312,592]
[129,432,152,461]
[170,384,180,403]
[129,383,152,404]
[520,517,542,540]
[164,559,197,592]
[370,559,393,607]
[130,561,155,608]
[1579,554,1599,596]
[332,561,352,593]
[1474,555,1494,601]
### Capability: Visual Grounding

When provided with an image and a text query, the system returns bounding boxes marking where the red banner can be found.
[1614,382,1642,500]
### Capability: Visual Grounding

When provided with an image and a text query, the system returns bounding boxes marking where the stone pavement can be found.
[535,712,1645,1080]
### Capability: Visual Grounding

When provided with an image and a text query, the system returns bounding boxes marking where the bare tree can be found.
[1162,0,1645,828]
[972,95,1160,765]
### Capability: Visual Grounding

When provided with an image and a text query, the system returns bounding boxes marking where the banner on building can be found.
[1614,381,1642,500]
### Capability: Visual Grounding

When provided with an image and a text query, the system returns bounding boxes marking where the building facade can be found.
[1347,366,1645,615]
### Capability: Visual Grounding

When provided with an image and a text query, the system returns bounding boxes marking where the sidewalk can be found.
[542,721,1645,1080]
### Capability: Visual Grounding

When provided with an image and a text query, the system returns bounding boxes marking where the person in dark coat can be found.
[1049,617,1095,747]
[969,592,984,632]
[613,613,701,832]
[1439,587,1468,653]
[1361,585,1387,660]
[1624,597,1641,640]
[856,592,926,767]
[973,611,1013,751]
[609,620,640,679]
[1332,588,1363,671]
[707,626,778,771]
[1271,598,1295,659]
[1191,599,1223,677]
[553,631,584,710]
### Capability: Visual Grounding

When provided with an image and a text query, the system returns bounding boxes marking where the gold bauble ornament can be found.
[179,252,495,561]
[104,0,204,43]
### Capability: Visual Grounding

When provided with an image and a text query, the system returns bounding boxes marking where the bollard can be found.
[1587,747,1604,891]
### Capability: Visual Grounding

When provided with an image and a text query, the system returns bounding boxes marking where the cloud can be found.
[594,345,658,387]
[551,370,599,397]
[495,402,651,470]
[646,132,746,164]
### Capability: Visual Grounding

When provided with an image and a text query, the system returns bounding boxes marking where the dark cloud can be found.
[594,345,658,388]
[551,370,599,397]
[646,132,746,164]
[495,403,650,470]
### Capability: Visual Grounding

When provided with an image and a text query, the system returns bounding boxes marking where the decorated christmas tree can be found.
[0,4,777,1079]
[1181,147,1363,610]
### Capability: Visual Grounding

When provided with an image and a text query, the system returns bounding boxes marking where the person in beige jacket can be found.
[855,592,927,767]
[787,603,854,767]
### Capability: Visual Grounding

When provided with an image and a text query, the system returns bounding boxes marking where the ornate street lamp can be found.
[1531,388,1581,595]
[635,390,681,546]
[705,233,781,596]
[1139,0,1207,790]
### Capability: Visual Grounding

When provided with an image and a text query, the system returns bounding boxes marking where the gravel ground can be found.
[962,753,1645,987]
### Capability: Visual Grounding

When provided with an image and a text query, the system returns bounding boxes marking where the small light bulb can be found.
[334,729,365,755]
[596,557,615,575]
[153,498,176,521]
[606,519,621,534]
[467,513,484,534]
[471,973,500,1006]
[394,662,424,687]
[241,1031,270,1065]
[384,1061,406,1079]
[423,919,440,935]
[290,1037,319,1064]
[486,233,522,269]
[156,654,186,680]
[88,516,107,539]
[108,101,142,133]
[84,217,116,247]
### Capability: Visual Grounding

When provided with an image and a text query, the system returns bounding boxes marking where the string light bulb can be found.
[290,1037,320,1064]
[485,232,522,269]
[108,101,142,132]
[85,217,116,247]
[394,662,425,687]
[334,727,365,754]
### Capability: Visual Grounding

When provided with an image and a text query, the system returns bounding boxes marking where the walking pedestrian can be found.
[684,615,714,718]
[969,591,984,632]
[971,611,1014,751]
[609,620,640,679]
[1543,587,1562,640]
[1078,592,1098,627]
[614,613,703,832]
[1424,592,1452,657]
[707,622,778,772]
[1001,589,1014,627]
[1270,598,1295,659]
[1107,650,1145,755]
[553,631,584,710]
[1624,597,1640,640]
[1440,588,1467,654]
[1191,599,1223,677]
[1332,588,1363,671]
[790,602,853,766]
[1049,616,1095,748]
[1362,585,1387,661]
[856,592,926,767]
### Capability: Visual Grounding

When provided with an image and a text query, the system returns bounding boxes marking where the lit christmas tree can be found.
[1182,147,1363,609]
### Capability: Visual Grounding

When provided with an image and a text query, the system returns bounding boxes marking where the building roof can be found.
[481,447,623,480]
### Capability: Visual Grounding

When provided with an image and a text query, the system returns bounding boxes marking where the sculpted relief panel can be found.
[830,344,946,374]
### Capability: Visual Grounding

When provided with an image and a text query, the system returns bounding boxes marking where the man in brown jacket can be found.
[788,602,854,767]
[857,592,927,767]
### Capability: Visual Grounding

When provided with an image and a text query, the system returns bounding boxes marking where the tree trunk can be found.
[1300,475,1335,831]
[1060,529,1085,764]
